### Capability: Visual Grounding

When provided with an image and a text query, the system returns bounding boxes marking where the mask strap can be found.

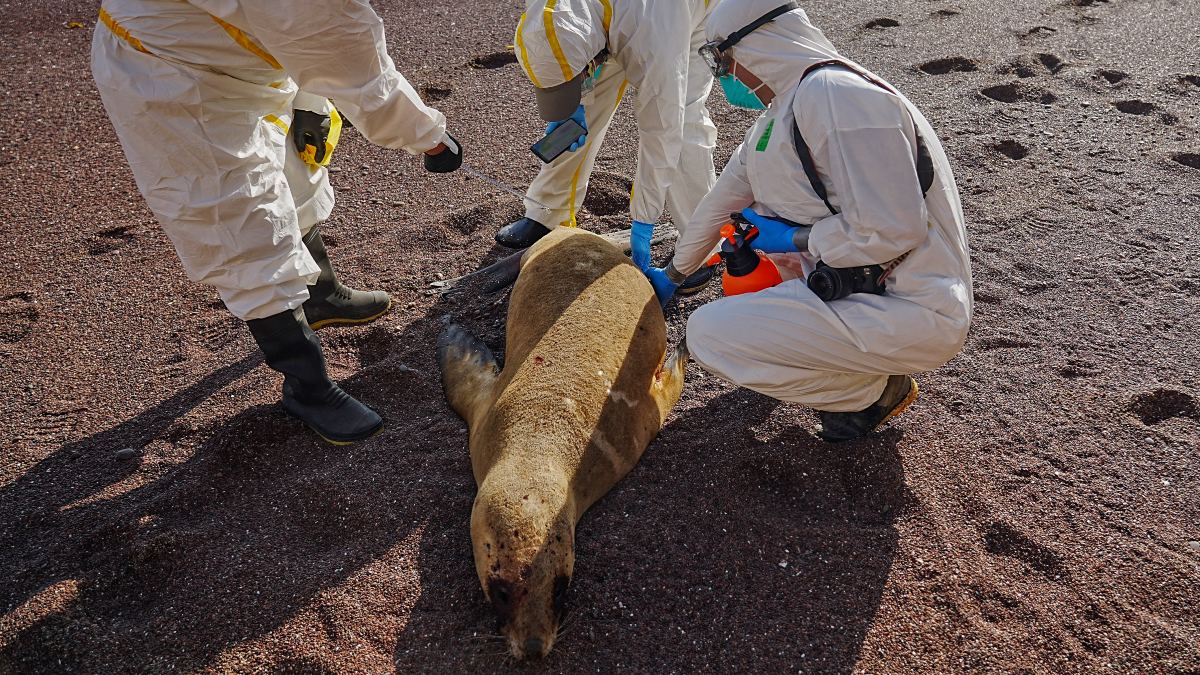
[716,2,800,52]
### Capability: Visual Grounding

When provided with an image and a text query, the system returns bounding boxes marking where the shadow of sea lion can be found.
[394,386,907,671]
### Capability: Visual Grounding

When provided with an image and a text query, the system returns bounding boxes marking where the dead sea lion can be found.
[437,228,688,660]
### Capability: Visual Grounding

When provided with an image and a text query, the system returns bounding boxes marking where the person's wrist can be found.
[664,262,688,285]
[790,226,811,252]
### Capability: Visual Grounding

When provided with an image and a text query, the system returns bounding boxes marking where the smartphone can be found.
[530,118,587,164]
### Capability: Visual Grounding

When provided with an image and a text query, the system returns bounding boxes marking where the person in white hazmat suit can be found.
[92,0,465,445]
[501,0,723,294]
[645,0,973,443]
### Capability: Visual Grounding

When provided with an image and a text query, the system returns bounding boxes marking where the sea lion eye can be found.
[552,575,571,618]
[488,577,515,620]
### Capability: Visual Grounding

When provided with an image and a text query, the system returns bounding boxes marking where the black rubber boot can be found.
[495,217,552,249]
[676,264,718,296]
[302,228,391,330]
[247,307,383,445]
[816,375,918,443]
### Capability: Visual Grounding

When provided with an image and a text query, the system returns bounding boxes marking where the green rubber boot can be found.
[247,307,383,444]
[302,228,392,330]
[816,375,918,443]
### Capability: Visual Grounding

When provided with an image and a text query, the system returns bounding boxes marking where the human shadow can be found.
[0,287,474,672]
[392,300,908,672]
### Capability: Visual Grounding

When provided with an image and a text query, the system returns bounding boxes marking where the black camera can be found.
[807,261,887,302]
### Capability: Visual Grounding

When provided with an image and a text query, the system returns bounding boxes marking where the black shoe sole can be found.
[817,378,919,443]
[675,265,717,296]
[286,409,385,445]
[306,298,392,331]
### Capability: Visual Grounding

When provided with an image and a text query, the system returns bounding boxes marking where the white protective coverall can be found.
[515,0,718,232]
[92,0,447,320]
[670,1,973,412]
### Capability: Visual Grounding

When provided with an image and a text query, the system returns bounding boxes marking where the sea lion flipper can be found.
[481,250,526,294]
[438,323,499,425]
[652,338,690,422]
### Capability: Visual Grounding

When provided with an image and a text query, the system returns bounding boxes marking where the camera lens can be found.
[808,268,846,301]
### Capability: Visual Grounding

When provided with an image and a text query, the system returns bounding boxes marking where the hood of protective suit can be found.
[706,1,845,96]
[515,0,608,119]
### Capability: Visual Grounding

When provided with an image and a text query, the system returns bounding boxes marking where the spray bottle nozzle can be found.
[719,213,760,258]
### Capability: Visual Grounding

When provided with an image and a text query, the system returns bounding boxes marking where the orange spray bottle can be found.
[718,212,784,296]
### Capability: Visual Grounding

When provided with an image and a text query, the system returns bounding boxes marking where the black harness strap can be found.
[791,59,935,215]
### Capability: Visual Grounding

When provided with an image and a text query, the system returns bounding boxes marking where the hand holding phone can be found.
[531,113,588,164]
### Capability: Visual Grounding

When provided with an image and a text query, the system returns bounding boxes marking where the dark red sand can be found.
[2,0,1199,672]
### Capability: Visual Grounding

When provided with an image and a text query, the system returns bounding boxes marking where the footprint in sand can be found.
[419,83,453,102]
[982,521,1069,581]
[863,17,899,29]
[1171,153,1200,170]
[1130,389,1199,425]
[87,225,136,256]
[1001,53,1065,78]
[1058,358,1100,378]
[1112,99,1178,125]
[918,56,979,75]
[992,139,1029,160]
[0,291,38,344]
[470,51,518,69]
[980,81,1058,104]
[195,314,240,352]
[1021,25,1058,39]
[445,203,494,236]
[1095,68,1129,86]
[26,400,88,442]
[1113,99,1156,115]
[976,332,1036,350]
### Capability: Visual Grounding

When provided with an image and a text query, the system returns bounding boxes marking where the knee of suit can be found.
[684,301,733,376]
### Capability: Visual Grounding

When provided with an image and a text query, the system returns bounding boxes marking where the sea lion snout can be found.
[523,638,546,659]
[487,568,569,659]
[473,485,575,659]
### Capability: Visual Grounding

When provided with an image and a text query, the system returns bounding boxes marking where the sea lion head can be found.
[471,481,575,659]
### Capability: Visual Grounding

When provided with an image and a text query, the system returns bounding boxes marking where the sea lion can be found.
[437,227,688,660]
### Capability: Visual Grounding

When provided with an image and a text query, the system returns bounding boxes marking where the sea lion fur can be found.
[437,228,687,659]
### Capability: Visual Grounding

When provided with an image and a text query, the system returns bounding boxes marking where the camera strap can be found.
[790,59,936,216]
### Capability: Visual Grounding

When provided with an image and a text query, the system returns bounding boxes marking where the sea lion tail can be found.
[437,323,499,425]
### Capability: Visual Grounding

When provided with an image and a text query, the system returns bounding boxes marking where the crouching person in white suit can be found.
[645,0,973,442]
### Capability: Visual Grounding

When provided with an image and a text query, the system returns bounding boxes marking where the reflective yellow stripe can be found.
[566,80,627,227]
[98,8,150,54]
[598,0,612,33]
[565,158,585,228]
[542,0,574,82]
[264,114,288,133]
[210,15,282,70]
[515,13,542,88]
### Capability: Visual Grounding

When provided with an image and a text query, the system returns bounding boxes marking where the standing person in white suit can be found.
[645,0,973,442]
[502,0,723,294]
[92,0,464,444]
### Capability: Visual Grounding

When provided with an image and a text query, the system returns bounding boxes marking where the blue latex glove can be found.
[740,207,802,253]
[630,220,654,271]
[546,104,588,153]
[644,267,679,308]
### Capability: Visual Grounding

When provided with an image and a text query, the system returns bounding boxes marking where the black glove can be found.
[292,109,331,164]
[424,132,463,174]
